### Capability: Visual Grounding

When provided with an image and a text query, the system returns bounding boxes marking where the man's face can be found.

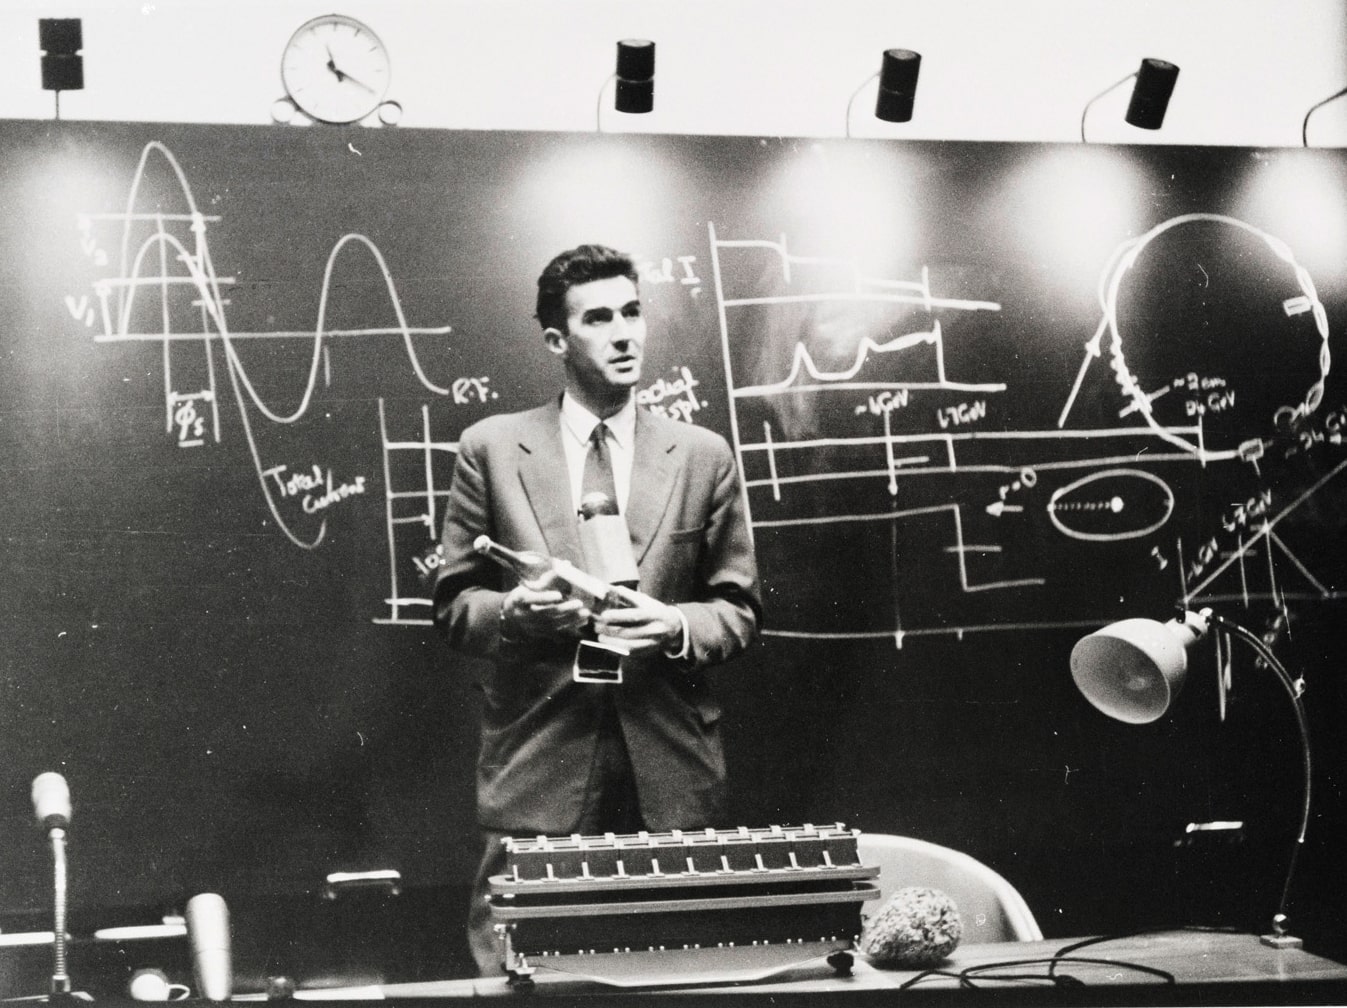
[553,274,646,397]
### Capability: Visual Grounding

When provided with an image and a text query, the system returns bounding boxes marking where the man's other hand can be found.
[501,583,591,640]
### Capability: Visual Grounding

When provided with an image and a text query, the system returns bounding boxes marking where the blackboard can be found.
[1,121,1343,950]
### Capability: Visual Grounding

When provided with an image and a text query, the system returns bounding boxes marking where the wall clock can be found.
[278,14,396,125]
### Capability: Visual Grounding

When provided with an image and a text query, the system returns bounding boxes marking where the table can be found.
[285,930,1347,1004]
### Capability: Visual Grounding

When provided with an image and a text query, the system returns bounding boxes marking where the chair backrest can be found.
[857,833,1043,943]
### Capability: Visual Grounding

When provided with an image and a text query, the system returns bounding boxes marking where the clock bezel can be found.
[280,13,391,125]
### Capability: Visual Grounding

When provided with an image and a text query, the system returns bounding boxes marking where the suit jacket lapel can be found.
[626,410,678,566]
[516,403,582,561]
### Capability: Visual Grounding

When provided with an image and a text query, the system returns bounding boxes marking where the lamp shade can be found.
[1070,616,1203,723]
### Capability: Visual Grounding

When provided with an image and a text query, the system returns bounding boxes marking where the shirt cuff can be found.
[498,594,523,644]
[663,606,691,660]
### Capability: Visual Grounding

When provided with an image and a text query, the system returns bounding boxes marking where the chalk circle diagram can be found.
[1098,213,1330,463]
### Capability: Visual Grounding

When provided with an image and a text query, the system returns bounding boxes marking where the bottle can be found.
[473,535,558,589]
[472,535,636,612]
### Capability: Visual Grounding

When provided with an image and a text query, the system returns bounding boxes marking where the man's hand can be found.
[593,594,684,657]
[501,582,590,641]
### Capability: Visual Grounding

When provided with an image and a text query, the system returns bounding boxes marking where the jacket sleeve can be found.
[432,429,517,660]
[676,438,763,670]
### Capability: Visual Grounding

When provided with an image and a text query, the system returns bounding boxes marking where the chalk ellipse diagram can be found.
[1046,467,1175,542]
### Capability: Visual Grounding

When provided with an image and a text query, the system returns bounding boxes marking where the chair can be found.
[857,833,1043,943]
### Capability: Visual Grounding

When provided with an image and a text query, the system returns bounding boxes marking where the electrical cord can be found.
[900,955,1175,990]
[894,928,1255,990]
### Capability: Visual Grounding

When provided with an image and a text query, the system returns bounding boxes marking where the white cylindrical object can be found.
[31,772,71,828]
[579,513,639,587]
[185,893,231,1002]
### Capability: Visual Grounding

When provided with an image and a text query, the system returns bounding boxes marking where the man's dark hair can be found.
[535,244,639,332]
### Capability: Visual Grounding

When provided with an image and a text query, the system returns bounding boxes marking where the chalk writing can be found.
[451,376,494,404]
[935,400,987,429]
[171,395,209,448]
[261,463,367,515]
[638,255,700,288]
[302,473,367,515]
[372,399,458,627]
[80,141,455,551]
[708,214,1344,643]
[1221,490,1273,533]
[856,389,910,416]
[638,366,705,423]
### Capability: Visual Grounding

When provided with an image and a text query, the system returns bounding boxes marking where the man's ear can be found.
[542,327,567,356]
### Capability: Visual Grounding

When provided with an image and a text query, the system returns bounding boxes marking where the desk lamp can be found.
[1070,608,1311,948]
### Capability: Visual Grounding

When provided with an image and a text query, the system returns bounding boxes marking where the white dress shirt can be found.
[558,392,636,513]
[557,391,688,658]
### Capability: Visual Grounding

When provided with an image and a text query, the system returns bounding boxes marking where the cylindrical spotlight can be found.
[615,39,655,114]
[39,18,83,92]
[875,49,921,123]
[1124,58,1179,130]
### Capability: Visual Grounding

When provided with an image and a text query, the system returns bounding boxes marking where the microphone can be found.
[31,772,71,832]
[186,893,232,1002]
[577,491,639,589]
[858,886,962,967]
[31,773,74,999]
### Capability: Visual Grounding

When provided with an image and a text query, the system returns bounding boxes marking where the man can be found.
[433,244,762,975]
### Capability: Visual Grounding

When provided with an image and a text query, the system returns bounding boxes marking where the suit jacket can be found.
[434,399,762,835]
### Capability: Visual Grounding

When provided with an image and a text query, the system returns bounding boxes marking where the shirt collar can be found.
[560,392,636,450]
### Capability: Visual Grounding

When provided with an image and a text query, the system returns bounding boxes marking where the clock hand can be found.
[325,46,347,82]
[337,70,378,94]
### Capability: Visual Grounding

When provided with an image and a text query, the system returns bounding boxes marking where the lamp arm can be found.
[1080,71,1136,143]
[1206,611,1312,935]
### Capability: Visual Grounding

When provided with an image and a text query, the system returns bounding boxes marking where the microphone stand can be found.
[47,823,74,1001]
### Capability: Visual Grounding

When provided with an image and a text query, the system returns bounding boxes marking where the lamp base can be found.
[1259,931,1304,949]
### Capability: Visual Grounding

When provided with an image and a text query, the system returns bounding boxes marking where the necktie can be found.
[582,422,619,513]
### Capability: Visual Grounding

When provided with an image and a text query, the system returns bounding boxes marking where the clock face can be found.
[281,14,391,124]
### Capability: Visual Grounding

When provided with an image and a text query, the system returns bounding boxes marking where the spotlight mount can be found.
[845,48,922,137]
[1080,57,1179,142]
[38,18,83,120]
[615,39,655,115]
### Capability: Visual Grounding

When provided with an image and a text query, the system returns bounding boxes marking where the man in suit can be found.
[434,243,762,975]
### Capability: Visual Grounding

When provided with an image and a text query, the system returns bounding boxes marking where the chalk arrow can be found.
[986,501,1024,517]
